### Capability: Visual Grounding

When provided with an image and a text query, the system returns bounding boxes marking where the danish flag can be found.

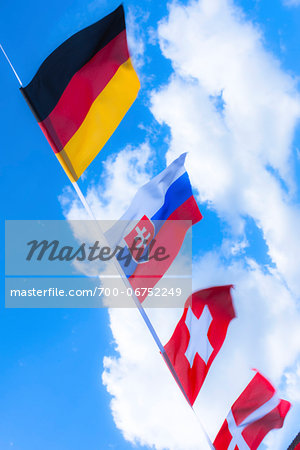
[163,285,236,405]
[213,371,291,450]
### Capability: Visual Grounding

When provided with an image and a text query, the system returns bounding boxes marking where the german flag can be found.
[20,5,140,182]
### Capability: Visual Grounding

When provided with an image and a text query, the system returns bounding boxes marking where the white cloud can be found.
[284,361,300,402]
[151,0,300,296]
[126,6,148,70]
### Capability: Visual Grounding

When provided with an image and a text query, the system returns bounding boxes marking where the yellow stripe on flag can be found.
[56,58,140,182]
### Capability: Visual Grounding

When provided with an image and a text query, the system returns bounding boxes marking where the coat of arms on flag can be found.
[106,153,202,302]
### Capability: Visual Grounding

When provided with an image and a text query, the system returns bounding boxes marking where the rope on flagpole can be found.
[0,43,23,86]
[72,180,215,450]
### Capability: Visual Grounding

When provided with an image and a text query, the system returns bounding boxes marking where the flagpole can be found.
[1,43,214,449]
[0,43,23,86]
[72,181,215,450]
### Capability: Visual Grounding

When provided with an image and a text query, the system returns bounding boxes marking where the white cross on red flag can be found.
[213,371,291,449]
[163,285,236,405]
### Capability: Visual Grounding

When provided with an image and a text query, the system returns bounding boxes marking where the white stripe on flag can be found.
[240,394,280,428]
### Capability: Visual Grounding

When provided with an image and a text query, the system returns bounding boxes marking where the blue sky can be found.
[1,0,300,449]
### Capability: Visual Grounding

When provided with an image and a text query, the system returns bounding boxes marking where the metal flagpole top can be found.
[0,43,23,86]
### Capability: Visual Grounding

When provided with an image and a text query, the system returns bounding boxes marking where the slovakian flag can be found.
[20,5,140,182]
[213,371,291,450]
[163,285,235,405]
[106,153,202,302]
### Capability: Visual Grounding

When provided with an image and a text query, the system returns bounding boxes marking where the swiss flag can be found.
[163,285,236,405]
[213,371,291,450]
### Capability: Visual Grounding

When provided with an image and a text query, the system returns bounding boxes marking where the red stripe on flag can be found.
[168,193,202,224]
[40,29,129,153]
